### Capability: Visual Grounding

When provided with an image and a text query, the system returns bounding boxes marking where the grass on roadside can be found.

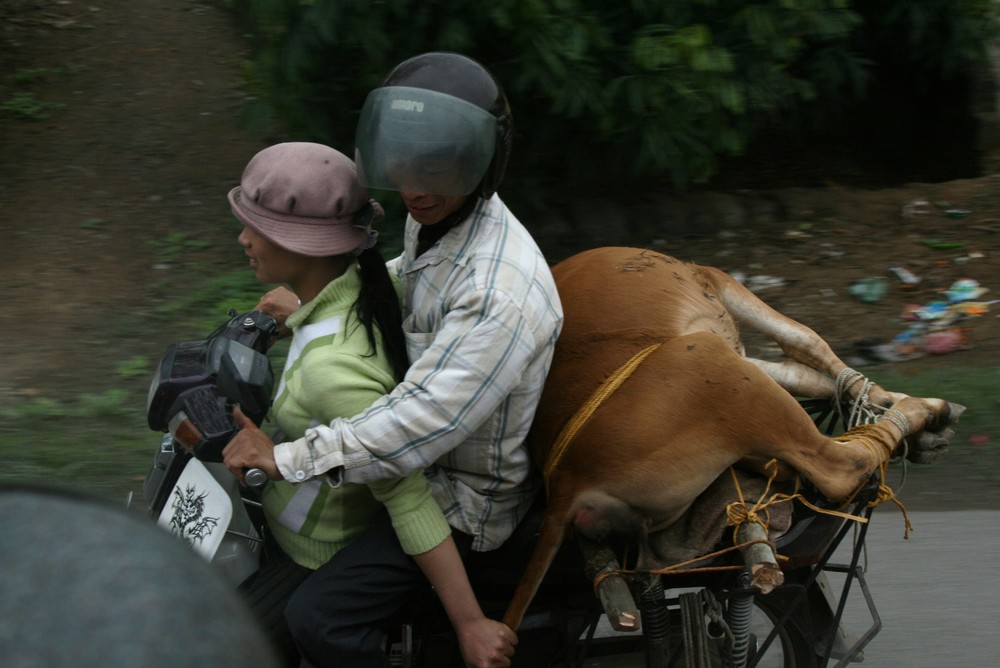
[1,65,82,120]
[868,364,1000,440]
[0,385,151,504]
[0,93,64,120]
[0,250,267,504]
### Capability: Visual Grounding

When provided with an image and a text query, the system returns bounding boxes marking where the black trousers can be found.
[284,509,475,668]
[239,541,313,667]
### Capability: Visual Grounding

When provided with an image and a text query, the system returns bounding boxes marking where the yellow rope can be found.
[594,464,869,589]
[832,422,897,458]
[542,343,662,491]
[592,540,772,592]
[591,417,917,591]
[726,463,779,542]
[835,422,915,538]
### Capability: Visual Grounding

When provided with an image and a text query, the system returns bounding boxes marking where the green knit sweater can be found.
[260,266,450,570]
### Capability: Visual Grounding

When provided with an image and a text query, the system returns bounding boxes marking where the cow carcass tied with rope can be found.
[501,247,963,646]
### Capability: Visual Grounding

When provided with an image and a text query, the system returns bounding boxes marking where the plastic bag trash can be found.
[924,328,966,354]
[888,266,921,286]
[853,330,934,364]
[848,277,887,303]
[945,278,988,303]
[952,302,992,317]
[902,199,931,218]
[889,328,926,359]
[913,301,950,321]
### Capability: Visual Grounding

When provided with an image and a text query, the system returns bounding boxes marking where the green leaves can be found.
[233,0,999,193]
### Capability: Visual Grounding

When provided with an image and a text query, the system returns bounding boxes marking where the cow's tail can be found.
[501,501,570,631]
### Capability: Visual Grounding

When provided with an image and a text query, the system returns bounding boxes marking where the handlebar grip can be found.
[244,467,269,488]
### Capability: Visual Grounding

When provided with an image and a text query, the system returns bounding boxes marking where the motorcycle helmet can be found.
[355,52,513,199]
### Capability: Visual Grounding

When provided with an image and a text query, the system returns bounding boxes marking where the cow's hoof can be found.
[943,402,967,427]
[908,444,949,465]
[903,428,954,464]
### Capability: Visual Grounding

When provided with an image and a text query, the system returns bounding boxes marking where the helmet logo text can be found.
[391,99,424,112]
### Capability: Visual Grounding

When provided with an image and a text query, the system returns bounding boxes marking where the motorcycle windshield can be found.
[355,86,496,196]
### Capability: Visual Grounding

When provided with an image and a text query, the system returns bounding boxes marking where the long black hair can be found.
[351,245,408,382]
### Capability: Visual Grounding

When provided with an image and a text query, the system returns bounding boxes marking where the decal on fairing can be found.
[167,483,220,546]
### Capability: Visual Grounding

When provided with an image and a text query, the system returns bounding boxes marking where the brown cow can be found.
[502,246,962,630]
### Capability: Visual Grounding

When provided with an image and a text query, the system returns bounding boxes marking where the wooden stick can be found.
[736,522,783,594]
[577,536,640,631]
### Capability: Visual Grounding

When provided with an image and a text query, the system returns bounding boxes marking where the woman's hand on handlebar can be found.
[255,286,299,340]
[223,407,281,485]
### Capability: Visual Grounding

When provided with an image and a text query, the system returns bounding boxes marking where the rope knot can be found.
[725,500,760,528]
[725,461,786,543]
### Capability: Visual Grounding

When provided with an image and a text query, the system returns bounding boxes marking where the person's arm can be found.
[224,345,401,483]
[273,288,543,484]
[367,469,517,668]
[412,537,517,668]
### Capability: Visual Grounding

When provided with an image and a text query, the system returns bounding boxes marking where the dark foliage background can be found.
[231,0,1000,221]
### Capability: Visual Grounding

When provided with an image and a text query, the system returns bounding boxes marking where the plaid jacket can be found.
[275,194,563,550]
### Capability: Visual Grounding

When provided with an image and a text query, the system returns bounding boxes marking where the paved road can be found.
[834,509,1000,667]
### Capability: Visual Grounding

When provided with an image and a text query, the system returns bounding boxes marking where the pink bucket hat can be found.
[228,142,384,257]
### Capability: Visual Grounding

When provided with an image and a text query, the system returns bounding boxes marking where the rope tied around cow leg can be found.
[590,458,886,594]
[835,370,916,538]
[836,367,886,428]
[728,459,876,538]
[834,418,915,538]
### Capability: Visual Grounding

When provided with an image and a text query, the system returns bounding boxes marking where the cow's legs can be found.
[578,334,958,504]
[746,354,957,465]
[706,266,896,408]
[747,357,839,397]
[710,268,963,460]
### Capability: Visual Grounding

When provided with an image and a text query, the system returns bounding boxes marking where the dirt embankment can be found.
[1,0,270,402]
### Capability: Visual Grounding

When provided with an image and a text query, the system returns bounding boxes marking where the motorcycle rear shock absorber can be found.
[727,572,755,668]
[639,573,670,668]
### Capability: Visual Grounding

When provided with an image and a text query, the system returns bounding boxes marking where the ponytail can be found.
[352,246,409,382]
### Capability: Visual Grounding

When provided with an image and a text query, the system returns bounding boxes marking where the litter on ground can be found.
[852,278,993,363]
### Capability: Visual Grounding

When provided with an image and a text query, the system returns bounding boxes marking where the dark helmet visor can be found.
[355,87,497,196]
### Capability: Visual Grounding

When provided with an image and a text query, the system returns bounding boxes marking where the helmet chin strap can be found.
[416,196,478,257]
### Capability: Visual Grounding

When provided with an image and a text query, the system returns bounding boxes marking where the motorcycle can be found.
[137,310,891,668]
[141,309,277,585]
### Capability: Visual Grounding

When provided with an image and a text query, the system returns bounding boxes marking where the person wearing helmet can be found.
[224,52,563,667]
